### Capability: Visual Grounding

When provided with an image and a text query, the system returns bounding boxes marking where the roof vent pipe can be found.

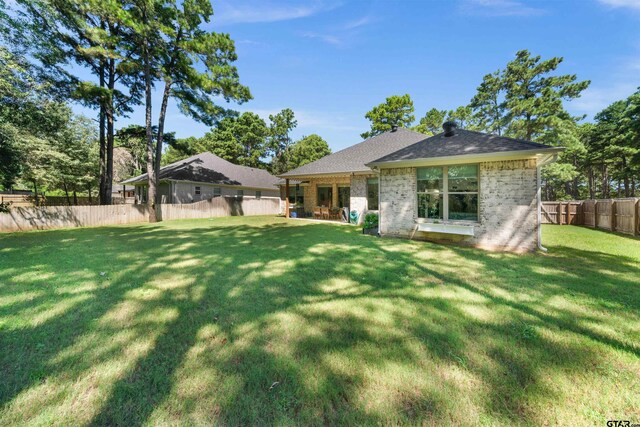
[443,121,457,137]
[391,124,398,132]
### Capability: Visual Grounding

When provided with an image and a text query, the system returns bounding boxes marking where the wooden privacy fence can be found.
[542,198,640,236]
[0,196,280,232]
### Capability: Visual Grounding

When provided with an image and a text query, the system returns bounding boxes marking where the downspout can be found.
[537,162,547,252]
[376,168,381,236]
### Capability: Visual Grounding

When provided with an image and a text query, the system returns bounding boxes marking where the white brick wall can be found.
[379,160,538,251]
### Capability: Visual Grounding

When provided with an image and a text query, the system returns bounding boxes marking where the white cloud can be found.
[343,15,374,30]
[597,0,640,10]
[569,56,640,117]
[299,14,376,47]
[300,31,343,46]
[459,0,546,16]
[213,0,339,25]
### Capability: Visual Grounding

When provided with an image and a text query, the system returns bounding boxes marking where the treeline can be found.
[1,0,252,221]
[0,0,330,214]
[360,50,639,200]
[161,109,331,174]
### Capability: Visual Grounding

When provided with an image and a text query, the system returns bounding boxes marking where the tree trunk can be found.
[103,57,116,205]
[33,180,39,206]
[63,182,71,205]
[154,79,172,202]
[98,55,107,205]
[143,25,157,223]
[73,189,78,206]
[88,185,92,204]
[602,165,609,199]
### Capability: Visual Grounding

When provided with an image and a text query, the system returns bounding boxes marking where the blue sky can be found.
[73,0,640,152]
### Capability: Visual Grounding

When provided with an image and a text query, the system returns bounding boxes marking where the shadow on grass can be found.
[0,217,639,425]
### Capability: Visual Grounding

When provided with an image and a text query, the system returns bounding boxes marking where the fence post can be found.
[611,199,616,232]
[635,198,639,236]
[566,202,571,225]
[558,201,562,225]
[594,200,598,229]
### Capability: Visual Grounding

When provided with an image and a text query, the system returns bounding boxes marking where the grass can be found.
[1,217,639,426]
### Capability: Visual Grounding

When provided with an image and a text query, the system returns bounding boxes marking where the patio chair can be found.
[313,207,322,219]
[329,207,340,220]
[321,207,329,220]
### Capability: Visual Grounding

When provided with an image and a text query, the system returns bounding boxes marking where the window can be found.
[213,187,221,197]
[417,165,478,222]
[237,190,244,197]
[317,186,332,207]
[288,186,304,206]
[194,186,201,195]
[255,191,261,199]
[338,186,350,208]
[367,178,379,210]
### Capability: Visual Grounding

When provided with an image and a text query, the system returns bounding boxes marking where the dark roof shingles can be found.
[279,128,427,177]
[122,152,280,189]
[369,129,557,164]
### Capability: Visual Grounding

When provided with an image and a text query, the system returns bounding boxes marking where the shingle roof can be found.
[121,152,280,189]
[279,128,427,177]
[368,129,560,165]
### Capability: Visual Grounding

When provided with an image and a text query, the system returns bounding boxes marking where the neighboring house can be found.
[111,184,135,199]
[123,152,280,204]
[280,123,562,251]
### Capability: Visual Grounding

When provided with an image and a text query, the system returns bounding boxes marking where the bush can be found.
[0,201,12,213]
[363,212,378,229]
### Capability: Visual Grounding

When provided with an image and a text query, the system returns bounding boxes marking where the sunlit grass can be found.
[1,217,639,425]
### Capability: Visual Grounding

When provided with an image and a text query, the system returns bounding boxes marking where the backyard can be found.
[0,217,639,425]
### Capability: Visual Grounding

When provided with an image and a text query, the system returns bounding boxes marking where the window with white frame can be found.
[194,186,201,195]
[213,187,221,197]
[417,164,479,222]
[255,190,261,199]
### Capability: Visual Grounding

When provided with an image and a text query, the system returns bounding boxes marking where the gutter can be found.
[366,147,564,169]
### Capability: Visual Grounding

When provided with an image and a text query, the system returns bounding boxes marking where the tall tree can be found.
[16,0,142,204]
[503,50,590,141]
[446,106,477,130]
[413,108,447,136]
[151,0,251,200]
[287,134,331,171]
[361,94,415,139]
[197,112,268,167]
[469,70,507,135]
[268,108,297,174]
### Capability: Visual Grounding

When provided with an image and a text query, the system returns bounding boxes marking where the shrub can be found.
[363,212,378,229]
[0,201,12,213]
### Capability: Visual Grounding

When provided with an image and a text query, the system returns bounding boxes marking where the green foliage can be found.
[503,50,590,141]
[268,108,298,174]
[0,201,11,213]
[363,212,379,229]
[469,70,507,135]
[287,134,331,171]
[413,108,446,136]
[361,94,415,139]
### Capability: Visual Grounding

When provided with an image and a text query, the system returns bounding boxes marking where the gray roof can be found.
[122,152,280,189]
[279,127,427,177]
[368,129,560,165]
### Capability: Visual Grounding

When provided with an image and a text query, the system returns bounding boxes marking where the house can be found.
[279,127,428,218]
[122,152,280,204]
[280,122,562,252]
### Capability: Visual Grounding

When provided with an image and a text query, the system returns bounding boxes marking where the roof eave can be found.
[278,169,374,180]
[366,147,564,169]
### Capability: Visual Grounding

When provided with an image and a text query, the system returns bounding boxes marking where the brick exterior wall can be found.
[379,159,538,252]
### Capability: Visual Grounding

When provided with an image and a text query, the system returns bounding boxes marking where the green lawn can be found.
[1,217,639,426]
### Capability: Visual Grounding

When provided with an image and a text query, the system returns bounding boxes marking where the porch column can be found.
[285,179,290,218]
[332,182,338,208]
